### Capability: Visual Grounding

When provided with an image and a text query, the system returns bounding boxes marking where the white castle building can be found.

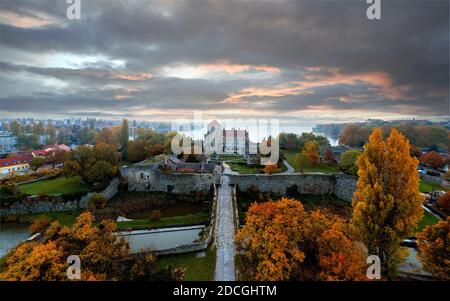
[205,120,249,155]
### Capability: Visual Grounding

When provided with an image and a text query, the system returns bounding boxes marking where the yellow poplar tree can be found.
[302,141,320,166]
[352,128,423,279]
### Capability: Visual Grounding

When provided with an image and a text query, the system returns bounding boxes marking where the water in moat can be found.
[0,222,30,258]
[115,225,205,253]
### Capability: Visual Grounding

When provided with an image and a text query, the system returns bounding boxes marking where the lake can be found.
[0,222,30,258]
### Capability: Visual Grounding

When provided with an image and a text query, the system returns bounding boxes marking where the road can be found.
[214,175,236,281]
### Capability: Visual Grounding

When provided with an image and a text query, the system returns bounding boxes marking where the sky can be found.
[0,0,449,125]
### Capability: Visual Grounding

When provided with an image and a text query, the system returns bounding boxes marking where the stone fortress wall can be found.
[125,167,357,202]
[2,177,120,215]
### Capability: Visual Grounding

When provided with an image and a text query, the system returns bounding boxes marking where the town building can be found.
[0,154,33,177]
[0,131,18,155]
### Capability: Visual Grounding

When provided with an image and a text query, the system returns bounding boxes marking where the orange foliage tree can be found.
[318,222,367,281]
[323,147,334,162]
[235,198,306,281]
[416,217,450,280]
[437,192,450,213]
[0,212,181,281]
[302,141,320,166]
[419,151,446,169]
[352,128,423,279]
[264,164,279,174]
[339,124,370,147]
[236,198,367,281]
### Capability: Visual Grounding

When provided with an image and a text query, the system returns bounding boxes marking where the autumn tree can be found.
[95,128,117,147]
[149,144,165,156]
[416,217,450,280]
[264,164,279,174]
[29,215,52,234]
[352,128,423,279]
[30,156,45,172]
[87,160,117,184]
[419,151,446,169]
[46,124,57,144]
[88,193,107,211]
[236,198,306,280]
[0,240,67,280]
[236,198,367,281]
[294,153,309,173]
[437,192,450,213]
[339,124,370,147]
[94,142,118,164]
[410,145,422,158]
[339,149,362,176]
[128,140,149,163]
[302,141,320,166]
[46,150,68,168]
[318,223,367,281]
[63,160,81,178]
[0,212,180,281]
[323,147,334,162]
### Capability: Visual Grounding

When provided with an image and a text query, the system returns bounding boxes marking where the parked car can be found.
[426,170,441,177]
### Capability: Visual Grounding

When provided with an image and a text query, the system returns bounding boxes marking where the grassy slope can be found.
[116,213,210,230]
[415,210,440,233]
[157,245,216,281]
[419,180,449,193]
[284,151,341,173]
[18,176,90,195]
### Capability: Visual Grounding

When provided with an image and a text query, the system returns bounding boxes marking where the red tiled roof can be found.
[43,144,70,153]
[32,150,47,156]
[0,154,33,167]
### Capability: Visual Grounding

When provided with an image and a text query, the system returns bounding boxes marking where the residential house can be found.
[0,154,33,177]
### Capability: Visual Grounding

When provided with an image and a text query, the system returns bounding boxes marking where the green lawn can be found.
[228,162,288,174]
[157,245,216,281]
[415,210,440,233]
[8,210,82,228]
[216,154,245,162]
[116,213,210,231]
[284,151,341,173]
[18,176,91,195]
[9,211,209,232]
[419,180,449,193]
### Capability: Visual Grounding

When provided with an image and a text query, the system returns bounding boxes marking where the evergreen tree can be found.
[120,119,129,161]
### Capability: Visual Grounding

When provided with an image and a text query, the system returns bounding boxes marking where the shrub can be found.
[339,150,362,176]
[437,192,450,213]
[88,193,107,211]
[150,210,162,221]
[29,215,52,234]
[264,165,279,174]
[0,183,18,196]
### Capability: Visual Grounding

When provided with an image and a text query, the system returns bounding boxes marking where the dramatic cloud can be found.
[0,0,448,122]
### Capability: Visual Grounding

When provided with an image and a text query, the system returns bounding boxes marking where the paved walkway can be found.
[222,161,239,175]
[214,176,236,281]
[278,160,294,174]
